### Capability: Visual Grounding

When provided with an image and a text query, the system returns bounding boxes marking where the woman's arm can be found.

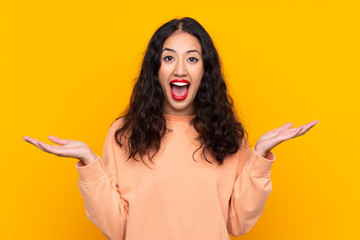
[227,120,318,236]
[23,120,128,239]
[76,120,128,240]
[227,139,275,236]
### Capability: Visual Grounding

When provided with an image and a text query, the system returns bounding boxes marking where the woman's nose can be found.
[174,60,187,76]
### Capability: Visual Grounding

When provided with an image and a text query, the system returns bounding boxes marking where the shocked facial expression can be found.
[158,30,204,116]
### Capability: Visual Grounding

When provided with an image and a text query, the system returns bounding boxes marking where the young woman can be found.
[23,17,318,240]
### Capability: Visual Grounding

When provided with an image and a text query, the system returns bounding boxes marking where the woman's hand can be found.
[254,120,319,158]
[23,135,97,165]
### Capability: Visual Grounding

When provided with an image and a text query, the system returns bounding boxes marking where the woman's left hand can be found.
[254,120,319,158]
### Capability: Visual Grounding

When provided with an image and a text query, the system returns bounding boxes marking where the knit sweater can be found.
[76,114,275,240]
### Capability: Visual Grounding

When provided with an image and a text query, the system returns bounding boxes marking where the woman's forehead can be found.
[162,31,202,54]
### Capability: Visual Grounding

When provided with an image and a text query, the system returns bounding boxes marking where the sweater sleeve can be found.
[227,138,275,237]
[76,120,128,240]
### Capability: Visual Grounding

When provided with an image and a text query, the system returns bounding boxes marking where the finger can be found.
[277,126,303,142]
[297,120,319,136]
[285,126,304,138]
[38,142,52,153]
[48,136,70,146]
[267,122,294,135]
[279,122,294,130]
[24,136,58,154]
[38,141,70,156]
[23,136,46,149]
[23,136,37,143]
[303,120,318,128]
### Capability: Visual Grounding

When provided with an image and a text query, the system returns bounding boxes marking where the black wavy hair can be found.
[114,17,248,168]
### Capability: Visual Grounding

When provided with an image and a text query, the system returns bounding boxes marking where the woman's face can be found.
[158,30,204,116]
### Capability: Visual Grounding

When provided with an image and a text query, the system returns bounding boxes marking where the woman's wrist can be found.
[254,144,269,158]
[79,152,97,166]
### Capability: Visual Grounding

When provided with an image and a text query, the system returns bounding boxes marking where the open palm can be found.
[23,135,96,165]
[254,120,319,157]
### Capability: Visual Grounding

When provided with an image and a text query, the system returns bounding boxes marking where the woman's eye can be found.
[163,56,174,61]
[188,57,198,62]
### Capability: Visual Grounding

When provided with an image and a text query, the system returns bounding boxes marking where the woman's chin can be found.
[164,99,194,115]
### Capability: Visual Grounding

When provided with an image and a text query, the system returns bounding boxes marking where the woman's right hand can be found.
[23,135,97,166]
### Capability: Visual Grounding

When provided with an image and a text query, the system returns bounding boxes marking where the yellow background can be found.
[1,0,359,239]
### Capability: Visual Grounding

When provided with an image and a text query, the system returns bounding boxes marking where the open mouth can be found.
[170,80,190,101]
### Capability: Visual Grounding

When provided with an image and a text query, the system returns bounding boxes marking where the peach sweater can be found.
[76,114,275,240]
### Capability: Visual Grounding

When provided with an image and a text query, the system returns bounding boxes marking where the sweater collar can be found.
[163,114,196,122]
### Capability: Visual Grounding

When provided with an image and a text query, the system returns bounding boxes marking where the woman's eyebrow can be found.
[162,48,201,55]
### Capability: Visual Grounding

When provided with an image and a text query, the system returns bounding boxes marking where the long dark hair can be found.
[114,17,248,167]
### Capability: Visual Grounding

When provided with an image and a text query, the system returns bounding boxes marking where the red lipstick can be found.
[169,79,190,101]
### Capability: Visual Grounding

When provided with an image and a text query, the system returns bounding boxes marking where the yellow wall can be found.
[1,0,359,239]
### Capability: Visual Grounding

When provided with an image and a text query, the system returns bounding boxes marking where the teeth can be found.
[171,82,189,86]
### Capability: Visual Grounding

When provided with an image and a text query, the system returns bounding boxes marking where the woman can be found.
[23,17,318,240]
